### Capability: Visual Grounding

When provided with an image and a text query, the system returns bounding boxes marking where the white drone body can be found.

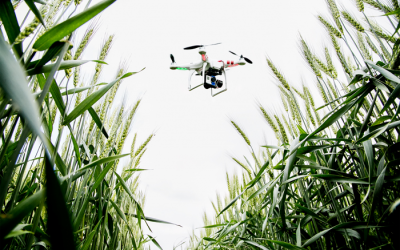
[170,43,252,97]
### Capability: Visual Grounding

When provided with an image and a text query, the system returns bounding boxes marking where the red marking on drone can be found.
[202,54,206,61]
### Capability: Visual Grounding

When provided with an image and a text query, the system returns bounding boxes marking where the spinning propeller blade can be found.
[244,57,253,64]
[229,51,253,64]
[184,45,203,50]
[229,51,237,56]
[184,43,221,50]
[170,54,175,63]
[207,42,221,46]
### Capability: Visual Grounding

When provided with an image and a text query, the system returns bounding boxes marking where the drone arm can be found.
[170,61,204,70]
[170,63,190,70]
[222,60,245,69]
[235,59,246,66]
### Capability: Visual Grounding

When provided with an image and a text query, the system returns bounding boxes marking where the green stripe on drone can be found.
[177,67,188,70]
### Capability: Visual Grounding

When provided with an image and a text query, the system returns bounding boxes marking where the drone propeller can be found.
[229,51,237,56]
[184,43,221,50]
[229,51,253,64]
[244,57,253,64]
[170,54,175,63]
[184,45,202,50]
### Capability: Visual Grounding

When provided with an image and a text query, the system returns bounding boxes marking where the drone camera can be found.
[211,76,216,83]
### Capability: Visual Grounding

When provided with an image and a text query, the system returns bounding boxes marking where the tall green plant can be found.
[188,0,400,249]
[0,0,177,249]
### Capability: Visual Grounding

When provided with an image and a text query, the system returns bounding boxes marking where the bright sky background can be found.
[92,0,335,248]
[17,0,386,248]
[86,0,337,248]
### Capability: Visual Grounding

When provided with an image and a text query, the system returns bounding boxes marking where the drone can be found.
[170,43,252,97]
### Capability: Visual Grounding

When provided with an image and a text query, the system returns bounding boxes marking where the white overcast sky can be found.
[94,0,331,248]
[18,0,387,248]
[92,0,368,248]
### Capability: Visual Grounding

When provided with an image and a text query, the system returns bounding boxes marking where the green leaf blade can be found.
[33,0,117,51]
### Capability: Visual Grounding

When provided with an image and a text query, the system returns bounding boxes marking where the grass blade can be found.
[28,42,67,69]
[280,137,300,230]
[33,0,117,51]
[27,60,105,75]
[296,223,301,247]
[380,84,400,115]
[366,60,400,85]
[88,107,109,138]
[45,154,76,250]
[296,145,340,155]
[25,0,45,26]
[91,162,114,192]
[363,139,375,183]
[81,217,103,250]
[60,83,107,96]
[368,167,387,224]
[62,72,137,125]
[291,91,370,155]
[247,173,281,201]
[0,35,45,147]
[114,171,139,203]
[148,235,163,250]
[243,240,270,250]
[114,171,149,230]
[0,0,22,56]
[311,174,369,184]
[49,78,66,115]
[68,125,82,168]
[125,214,182,227]
[44,137,68,176]
[0,190,44,239]
[109,199,138,250]
[79,154,129,171]
[268,240,307,250]
[217,190,246,217]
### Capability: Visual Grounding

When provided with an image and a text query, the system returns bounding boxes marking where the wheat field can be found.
[1,0,400,249]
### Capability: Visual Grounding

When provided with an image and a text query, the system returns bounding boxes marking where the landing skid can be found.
[188,70,203,91]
